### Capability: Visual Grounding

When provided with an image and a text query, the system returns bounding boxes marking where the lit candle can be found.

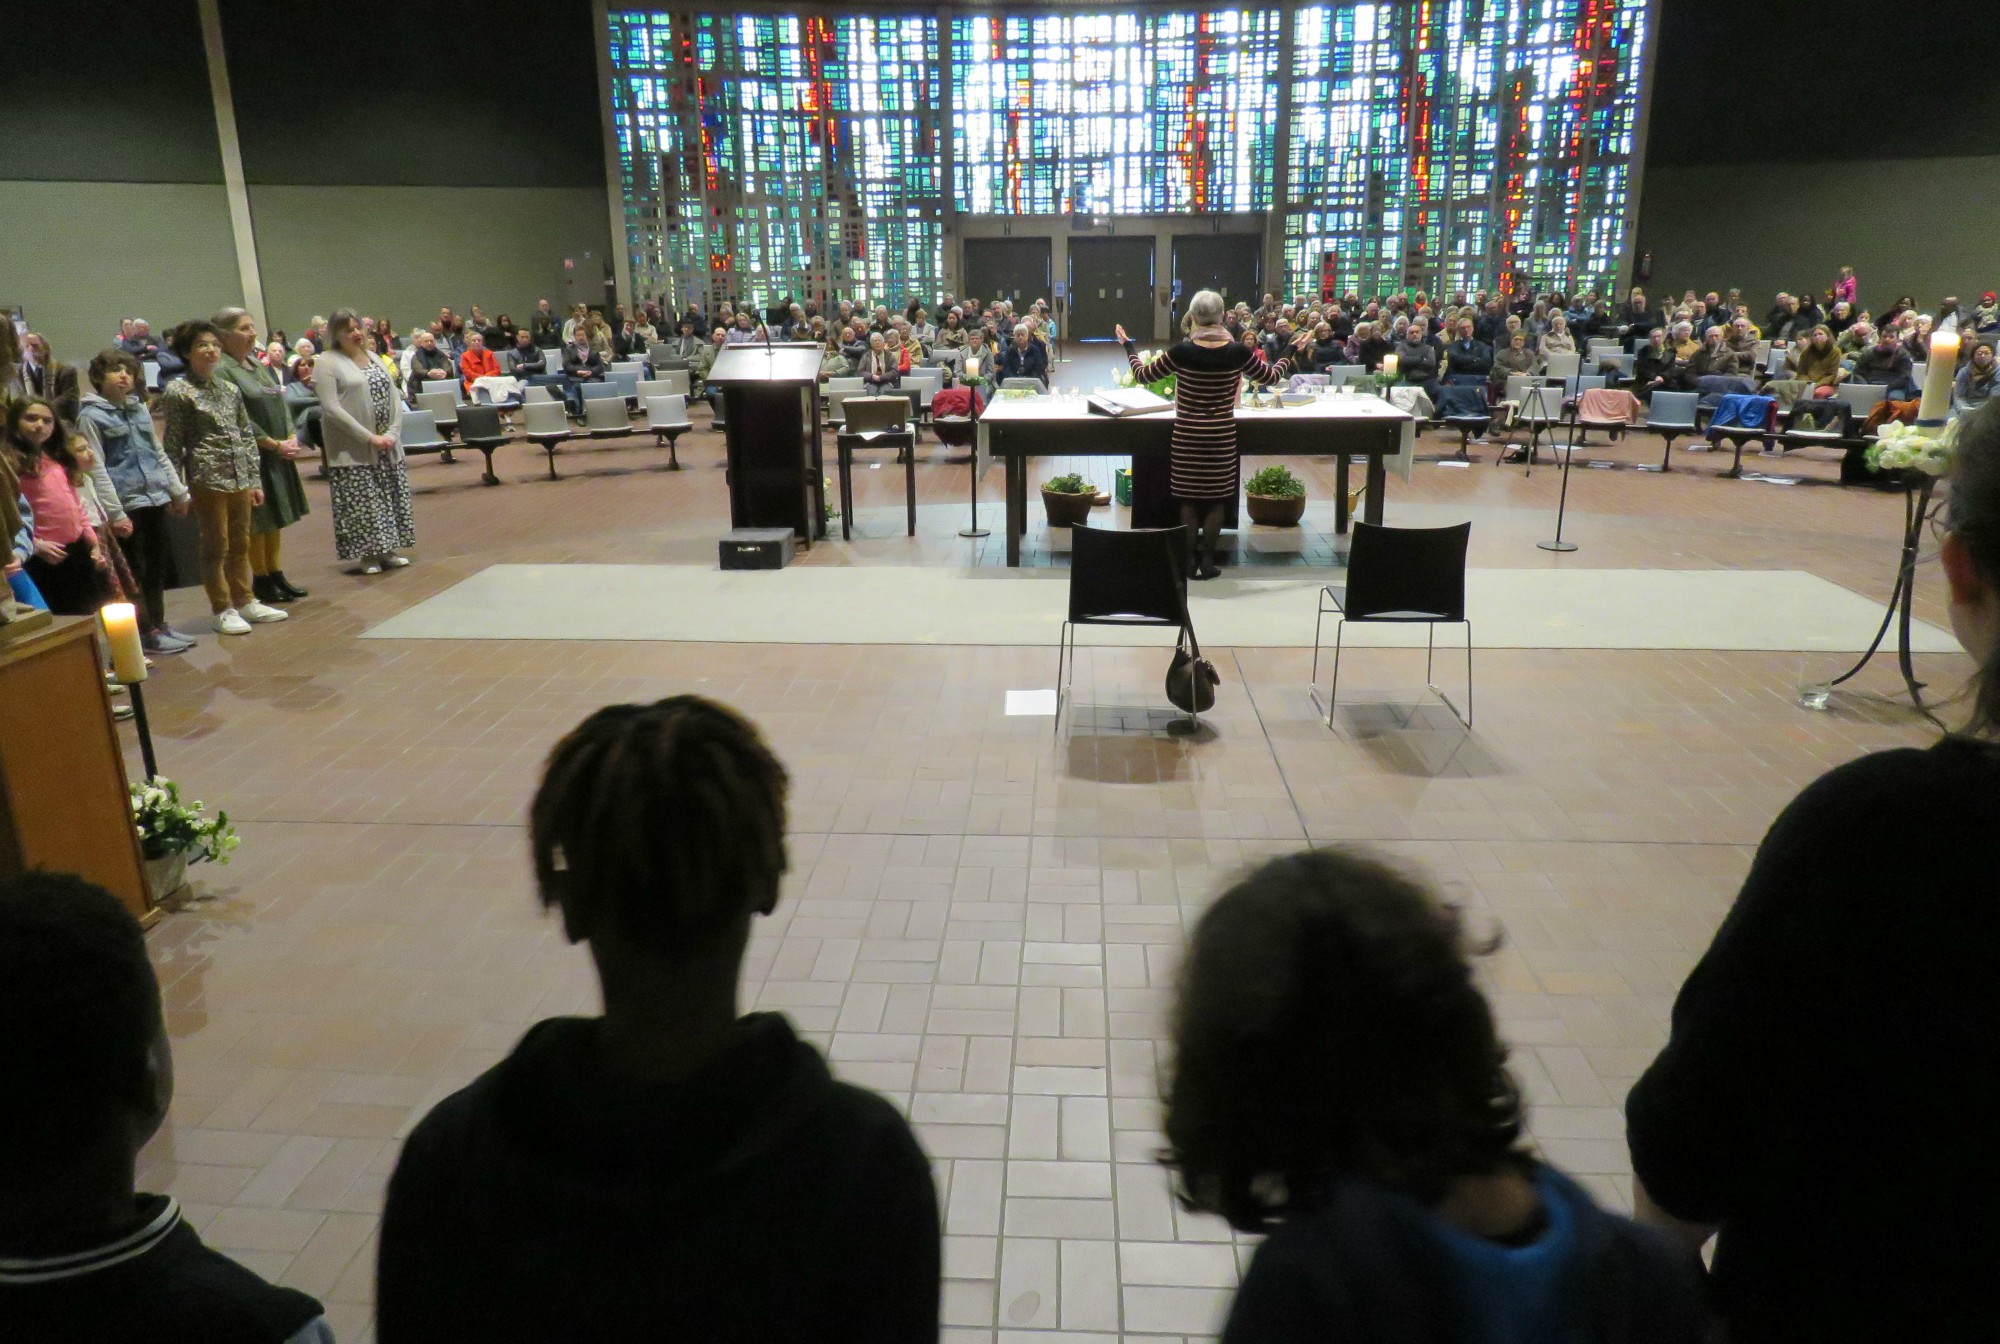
[1917,331,1960,425]
[99,603,147,684]
[1382,353,1400,378]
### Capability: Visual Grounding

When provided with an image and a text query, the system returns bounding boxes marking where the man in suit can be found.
[16,334,81,421]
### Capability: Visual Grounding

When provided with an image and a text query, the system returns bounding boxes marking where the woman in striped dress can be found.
[1118,290,1311,579]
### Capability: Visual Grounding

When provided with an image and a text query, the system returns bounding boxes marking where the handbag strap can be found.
[1178,623,1204,661]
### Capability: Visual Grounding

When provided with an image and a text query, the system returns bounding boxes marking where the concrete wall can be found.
[1634,156,2000,316]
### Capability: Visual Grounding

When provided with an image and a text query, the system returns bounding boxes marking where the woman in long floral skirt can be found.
[315,309,415,575]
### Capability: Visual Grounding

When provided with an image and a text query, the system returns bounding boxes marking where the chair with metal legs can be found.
[1311,520,1473,730]
[1056,525,1196,735]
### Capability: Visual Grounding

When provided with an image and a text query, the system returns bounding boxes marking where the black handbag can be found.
[1165,625,1220,714]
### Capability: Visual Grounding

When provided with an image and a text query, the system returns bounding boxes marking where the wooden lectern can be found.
[707,342,826,544]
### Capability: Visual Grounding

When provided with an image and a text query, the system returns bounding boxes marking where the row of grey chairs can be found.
[400,394,695,483]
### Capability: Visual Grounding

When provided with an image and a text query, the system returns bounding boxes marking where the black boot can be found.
[273,570,309,599]
[252,574,290,604]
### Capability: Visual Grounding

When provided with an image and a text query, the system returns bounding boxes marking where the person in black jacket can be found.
[530,300,562,349]
[1166,848,1705,1344]
[1443,318,1492,385]
[377,697,940,1344]
[1627,400,2000,1344]
[0,873,330,1343]
[405,329,454,396]
[560,335,606,414]
[506,329,546,381]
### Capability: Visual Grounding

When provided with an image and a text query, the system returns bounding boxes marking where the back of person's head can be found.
[0,873,165,1175]
[530,696,789,958]
[1183,289,1226,333]
[1164,847,1522,1231]
[1945,401,2000,736]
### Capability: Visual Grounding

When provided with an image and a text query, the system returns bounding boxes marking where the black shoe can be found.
[273,570,309,599]
[252,574,291,604]
[1198,563,1222,581]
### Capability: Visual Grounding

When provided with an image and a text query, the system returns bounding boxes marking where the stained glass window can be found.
[608,4,1651,310]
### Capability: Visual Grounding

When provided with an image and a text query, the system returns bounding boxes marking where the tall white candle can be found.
[1383,353,1400,378]
[100,603,148,684]
[1917,331,1960,424]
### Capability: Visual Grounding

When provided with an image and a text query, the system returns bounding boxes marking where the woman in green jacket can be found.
[214,307,310,603]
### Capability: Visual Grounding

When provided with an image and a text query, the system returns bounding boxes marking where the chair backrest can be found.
[1437,384,1488,418]
[1764,345,1789,374]
[582,380,624,401]
[1001,377,1046,393]
[457,404,505,442]
[905,367,943,407]
[843,396,908,432]
[400,409,442,450]
[1322,365,1363,386]
[1910,362,1927,389]
[1838,383,1887,415]
[1067,524,1190,626]
[1568,374,1607,395]
[653,369,690,397]
[1587,341,1620,357]
[607,370,642,400]
[1542,351,1581,379]
[1520,384,1563,422]
[584,397,631,433]
[1345,521,1470,622]
[1288,373,1331,391]
[522,383,556,404]
[611,360,646,377]
[415,389,459,424]
[524,400,570,435]
[645,394,691,428]
[142,359,161,389]
[647,346,678,367]
[825,376,865,395]
[1646,390,1700,430]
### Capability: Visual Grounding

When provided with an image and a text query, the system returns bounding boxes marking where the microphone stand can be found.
[1537,401,1580,553]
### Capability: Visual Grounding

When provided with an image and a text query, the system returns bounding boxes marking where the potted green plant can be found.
[1040,472,1096,528]
[130,777,239,903]
[1245,464,1308,526]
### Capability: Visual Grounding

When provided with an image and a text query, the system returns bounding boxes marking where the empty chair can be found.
[584,395,632,442]
[1311,520,1473,730]
[1001,377,1047,394]
[1321,365,1364,387]
[1837,383,1887,418]
[581,380,625,406]
[416,388,459,439]
[1057,525,1200,733]
[607,369,643,407]
[646,346,681,369]
[1542,350,1582,380]
[1435,383,1492,461]
[400,409,446,460]
[610,360,646,379]
[1565,374,1608,400]
[523,399,572,480]
[1288,373,1331,392]
[1644,390,1701,471]
[824,376,865,397]
[1509,384,1565,467]
[1764,344,1790,377]
[651,368,690,398]
[455,403,509,486]
[644,394,694,469]
[522,383,557,406]
[142,359,161,390]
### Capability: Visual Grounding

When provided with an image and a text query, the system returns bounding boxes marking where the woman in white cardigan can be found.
[317,308,415,574]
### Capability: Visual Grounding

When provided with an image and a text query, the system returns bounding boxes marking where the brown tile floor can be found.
[129,384,1966,1343]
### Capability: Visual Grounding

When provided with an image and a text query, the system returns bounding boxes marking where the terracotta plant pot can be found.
[1041,487,1095,528]
[1245,492,1307,527]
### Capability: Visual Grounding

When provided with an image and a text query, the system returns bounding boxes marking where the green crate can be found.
[1114,468,1133,506]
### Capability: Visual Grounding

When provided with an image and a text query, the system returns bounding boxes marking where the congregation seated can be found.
[0,873,334,1342]
[117,318,161,362]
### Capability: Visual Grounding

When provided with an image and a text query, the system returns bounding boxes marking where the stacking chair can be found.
[399,409,446,461]
[1435,383,1492,461]
[1644,391,1701,471]
[584,396,633,443]
[523,399,573,480]
[644,394,693,468]
[455,404,509,486]
[1056,525,1199,734]
[1542,351,1582,381]
[1311,521,1473,731]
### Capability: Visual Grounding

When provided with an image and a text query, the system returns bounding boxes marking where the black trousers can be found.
[25,540,106,616]
[122,505,177,630]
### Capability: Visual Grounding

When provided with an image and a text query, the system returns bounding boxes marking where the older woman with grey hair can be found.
[1116,289,1309,580]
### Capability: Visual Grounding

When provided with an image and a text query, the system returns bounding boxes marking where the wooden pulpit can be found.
[707,342,826,543]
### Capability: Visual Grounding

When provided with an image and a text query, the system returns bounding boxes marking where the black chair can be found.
[1435,384,1491,461]
[1311,521,1473,730]
[1057,525,1196,734]
[455,404,510,486]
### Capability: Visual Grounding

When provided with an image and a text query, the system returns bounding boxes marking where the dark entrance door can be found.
[1172,234,1262,317]
[963,237,1052,309]
[1067,236,1155,340]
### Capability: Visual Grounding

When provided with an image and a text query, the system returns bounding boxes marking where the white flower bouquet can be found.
[1866,420,1958,477]
[130,778,239,865]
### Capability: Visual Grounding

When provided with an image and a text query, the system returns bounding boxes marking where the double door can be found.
[1066,236,1154,340]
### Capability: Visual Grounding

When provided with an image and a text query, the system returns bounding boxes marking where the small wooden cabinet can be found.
[0,617,149,918]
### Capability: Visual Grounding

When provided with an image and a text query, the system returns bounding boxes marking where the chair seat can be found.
[1443,415,1492,427]
[1322,586,1454,622]
[1647,420,1698,433]
[1072,613,1183,627]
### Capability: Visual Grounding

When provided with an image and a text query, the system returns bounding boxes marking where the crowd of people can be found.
[5,414,1998,1337]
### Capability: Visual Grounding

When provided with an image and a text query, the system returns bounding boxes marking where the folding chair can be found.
[523,399,572,480]
[455,404,509,486]
[1311,521,1473,730]
[1056,525,1199,734]
[1644,391,1701,471]
[644,394,693,468]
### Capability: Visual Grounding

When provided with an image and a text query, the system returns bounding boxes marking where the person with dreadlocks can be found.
[377,696,939,1344]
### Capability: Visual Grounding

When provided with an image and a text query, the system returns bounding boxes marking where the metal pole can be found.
[1538,412,1580,553]
[127,681,160,783]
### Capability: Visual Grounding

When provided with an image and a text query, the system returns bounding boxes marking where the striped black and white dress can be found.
[1125,336,1294,500]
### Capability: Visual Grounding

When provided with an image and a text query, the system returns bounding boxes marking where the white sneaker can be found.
[240,600,290,623]
[214,608,252,635]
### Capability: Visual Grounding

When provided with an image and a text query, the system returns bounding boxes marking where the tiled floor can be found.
[129,387,1964,1343]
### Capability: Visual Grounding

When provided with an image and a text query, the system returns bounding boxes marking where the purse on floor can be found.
[1165,625,1220,714]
